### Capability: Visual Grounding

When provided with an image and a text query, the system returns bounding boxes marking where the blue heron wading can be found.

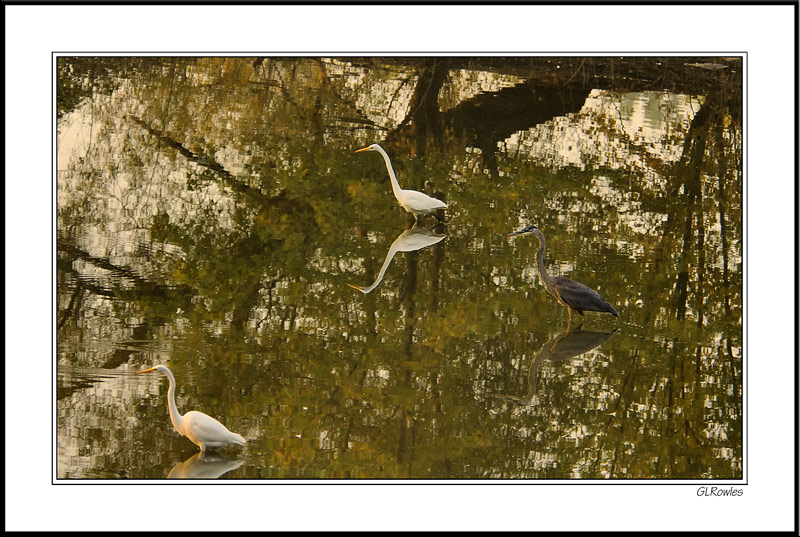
[507,225,619,325]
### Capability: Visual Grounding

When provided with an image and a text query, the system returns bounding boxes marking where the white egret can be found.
[355,144,447,221]
[137,365,246,453]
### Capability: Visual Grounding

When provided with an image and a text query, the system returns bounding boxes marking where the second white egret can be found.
[355,143,447,221]
[137,365,246,453]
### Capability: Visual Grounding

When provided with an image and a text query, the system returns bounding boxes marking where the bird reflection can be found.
[347,225,445,294]
[493,326,617,406]
[167,451,244,479]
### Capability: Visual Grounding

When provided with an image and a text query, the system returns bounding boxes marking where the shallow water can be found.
[56,56,743,479]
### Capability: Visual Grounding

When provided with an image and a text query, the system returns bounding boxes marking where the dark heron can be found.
[506,225,619,324]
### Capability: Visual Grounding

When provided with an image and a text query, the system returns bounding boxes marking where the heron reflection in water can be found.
[493,327,617,406]
[347,225,445,294]
[506,224,619,327]
[167,451,244,479]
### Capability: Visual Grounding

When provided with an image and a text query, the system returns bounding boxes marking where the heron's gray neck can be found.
[534,231,553,290]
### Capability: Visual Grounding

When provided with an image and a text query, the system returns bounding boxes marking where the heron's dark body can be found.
[549,276,619,317]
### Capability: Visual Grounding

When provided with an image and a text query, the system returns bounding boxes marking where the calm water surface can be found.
[56,56,743,479]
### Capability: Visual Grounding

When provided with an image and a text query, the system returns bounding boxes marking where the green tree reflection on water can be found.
[56,56,742,479]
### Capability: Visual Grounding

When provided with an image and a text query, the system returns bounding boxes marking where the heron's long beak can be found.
[506,225,536,237]
[354,147,371,153]
[136,367,156,375]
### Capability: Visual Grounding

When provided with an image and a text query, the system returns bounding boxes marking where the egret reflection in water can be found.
[348,225,445,294]
[493,327,617,406]
[167,452,245,479]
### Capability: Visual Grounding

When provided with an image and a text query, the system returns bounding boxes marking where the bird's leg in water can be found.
[567,308,584,330]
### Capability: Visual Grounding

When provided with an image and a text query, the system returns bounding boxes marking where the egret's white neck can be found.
[162,368,185,436]
[373,145,404,198]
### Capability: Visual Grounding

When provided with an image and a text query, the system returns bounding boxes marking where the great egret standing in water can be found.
[506,224,619,325]
[137,365,246,453]
[355,144,447,221]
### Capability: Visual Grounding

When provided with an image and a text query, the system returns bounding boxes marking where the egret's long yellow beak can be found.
[346,283,366,292]
[136,367,157,375]
[354,147,371,153]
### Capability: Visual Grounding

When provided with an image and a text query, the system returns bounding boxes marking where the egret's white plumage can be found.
[355,144,447,220]
[137,365,246,452]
